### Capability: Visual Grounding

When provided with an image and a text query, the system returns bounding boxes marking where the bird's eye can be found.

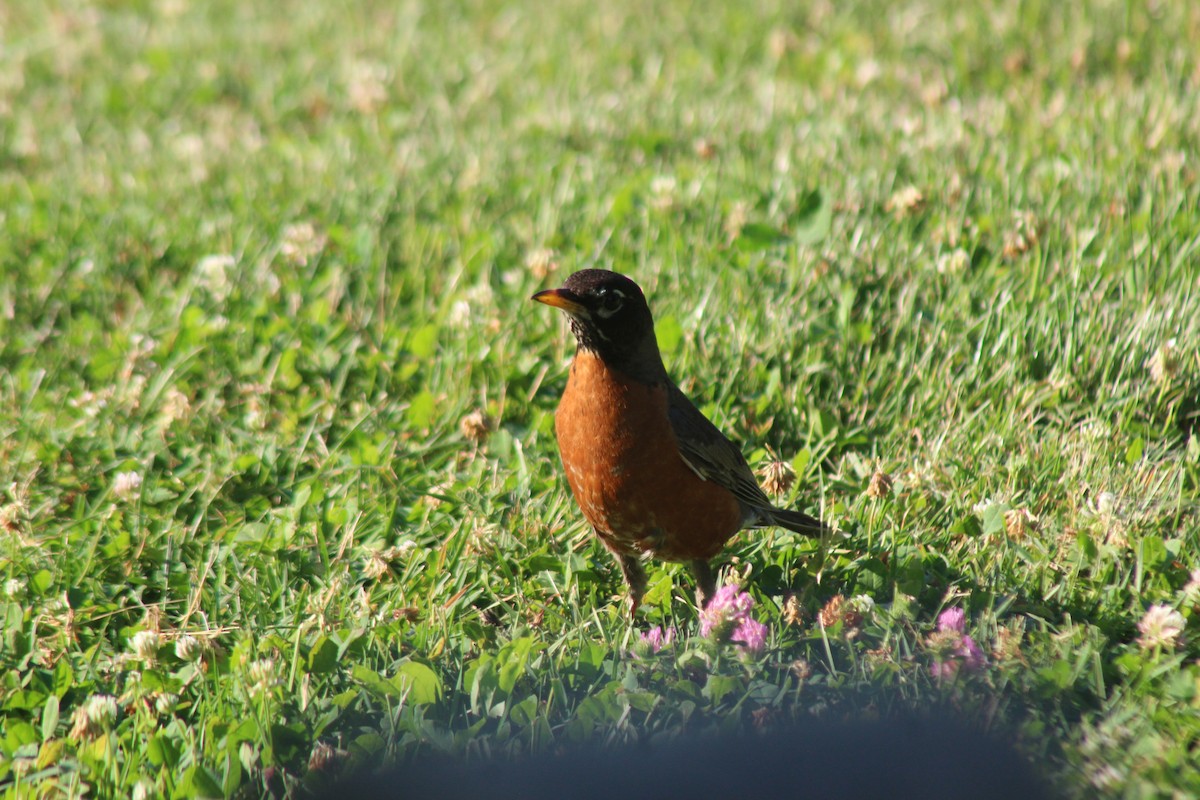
[596,288,625,317]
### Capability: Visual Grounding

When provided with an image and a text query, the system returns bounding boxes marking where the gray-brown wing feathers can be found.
[665,384,826,536]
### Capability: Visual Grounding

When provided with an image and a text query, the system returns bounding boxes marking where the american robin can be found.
[533,269,828,616]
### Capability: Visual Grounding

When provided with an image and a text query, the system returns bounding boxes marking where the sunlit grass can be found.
[1,0,1199,796]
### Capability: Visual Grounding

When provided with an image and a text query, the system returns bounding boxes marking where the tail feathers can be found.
[763,507,829,537]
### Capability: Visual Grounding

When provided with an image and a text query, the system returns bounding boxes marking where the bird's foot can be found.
[690,559,717,609]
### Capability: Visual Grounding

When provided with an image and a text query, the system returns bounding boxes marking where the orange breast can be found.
[553,350,742,562]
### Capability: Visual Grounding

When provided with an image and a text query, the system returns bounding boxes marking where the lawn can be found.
[1,0,1199,796]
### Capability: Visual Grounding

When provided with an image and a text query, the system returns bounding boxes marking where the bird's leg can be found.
[615,550,647,620]
[690,559,716,609]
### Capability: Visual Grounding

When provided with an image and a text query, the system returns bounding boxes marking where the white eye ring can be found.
[595,288,626,318]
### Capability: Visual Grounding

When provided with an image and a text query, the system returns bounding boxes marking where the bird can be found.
[532,268,828,617]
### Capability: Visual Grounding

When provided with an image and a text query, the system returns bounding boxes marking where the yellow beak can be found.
[532,288,587,316]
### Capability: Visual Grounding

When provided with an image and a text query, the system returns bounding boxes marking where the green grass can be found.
[2,0,1199,796]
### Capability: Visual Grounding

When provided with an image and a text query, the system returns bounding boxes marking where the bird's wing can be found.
[665,382,776,512]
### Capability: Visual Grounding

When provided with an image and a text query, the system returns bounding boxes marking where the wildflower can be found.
[279,222,326,267]
[243,397,267,430]
[459,410,492,443]
[309,740,350,773]
[921,77,948,107]
[447,283,496,329]
[816,594,864,638]
[766,27,796,60]
[1089,764,1124,790]
[855,59,882,88]
[699,585,767,655]
[113,471,142,501]
[175,634,205,663]
[154,692,179,716]
[972,496,999,515]
[939,607,966,632]
[1001,211,1040,259]
[885,185,925,218]
[758,459,794,497]
[699,585,754,638]
[1136,604,1185,651]
[363,550,391,580]
[394,606,421,623]
[447,299,472,327]
[818,595,845,629]
[928,607,986,680]
[781,593,804,626]
[195,254,234,300]
[638,625,677,654]
[723,200,750,241]
[524,248,558,279]
[346,60,388,114]
[693,138,717,160]
[1092,491,1119,518]
[4,578,23,598]
[71,388,112,418]
[1147,339,1179,384]
[1004,508,1038,541]
[750,706,774,728]
[69,694,119,739]
[362,544,415,582]
[848,595,875,617]
[866,470,893,499]
[1182,569,1200,601]
[731,617,768,654]
[865,645,894,669]
[790,659,812,680]
[936,248,970,274]
[160,388,191,424]
[993,622,1025,663]
[818,594,863,631]
[1,502,23,532]
[246,658,278,698]
[649,176,677,211]
[129,630,160,664]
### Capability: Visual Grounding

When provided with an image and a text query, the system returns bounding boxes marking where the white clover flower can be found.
[113,471,142,502]
[70,694,119,738]
[346,60,389,113]
[129,630,160,663]
[175,634,205,662]
[1136,604,1185,651]
[279,222,326,267]
[1093,491,1118,518]
[936,248,970,275]
[132,779,156,800]
[87,695,118,726]
[1,502,24,532]
[524,248,557,279]
[885,185,925,218]
[1182,569,1200,600]
[246,658,278,697]
[160,388,192,423]
[848,595,876,616]
[154,692,179,716]
[195,255,235,300]
[649,175,678,210]
[1147,338,1179,384]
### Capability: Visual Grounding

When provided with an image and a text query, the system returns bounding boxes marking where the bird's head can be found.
[533,269,662,376]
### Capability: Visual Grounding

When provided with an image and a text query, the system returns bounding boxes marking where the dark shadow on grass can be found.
[317,709,1056,800]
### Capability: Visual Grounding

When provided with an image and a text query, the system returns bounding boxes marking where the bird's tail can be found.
[765,507,829,537]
